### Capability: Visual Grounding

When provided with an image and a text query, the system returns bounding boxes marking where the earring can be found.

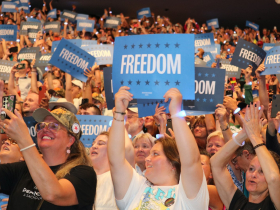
[66,147,71,154]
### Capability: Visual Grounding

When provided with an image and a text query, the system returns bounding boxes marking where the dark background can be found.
[25,0,280,31]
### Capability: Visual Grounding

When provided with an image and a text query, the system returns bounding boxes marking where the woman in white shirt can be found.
[108,87,209,210]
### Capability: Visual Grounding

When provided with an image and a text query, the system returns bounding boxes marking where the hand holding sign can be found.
[255,61,265,79]
[230,39,266,74]
[115,86,134,113]
[164,88,182,115]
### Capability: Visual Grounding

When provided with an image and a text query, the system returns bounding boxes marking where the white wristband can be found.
[20,143,36,152]
[233,107,241,115]
[171,110,186,119]
[232,133,245,146]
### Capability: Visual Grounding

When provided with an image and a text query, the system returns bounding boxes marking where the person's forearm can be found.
[124,129,135,167]
[205,114,216,134]
[251,136,280,184]
[219,120,233,142]
[20,35,25,48]
[258,77,269,111]
[31,68,39,94]
[172,116,200,167]
[83,81,92,103]
[211,130,247,167]
[49,1,53,10]
[65,73,73,103]
[108,114,126,166]
[47,71,54,90]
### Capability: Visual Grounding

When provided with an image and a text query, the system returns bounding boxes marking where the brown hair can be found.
[192,116,206,133]
[155,137,181,182]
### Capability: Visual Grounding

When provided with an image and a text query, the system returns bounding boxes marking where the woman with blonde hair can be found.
[132,133,155,176]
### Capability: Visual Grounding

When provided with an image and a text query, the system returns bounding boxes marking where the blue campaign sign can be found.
[230,39,266,72]
[27,29,38,43]
[137,99,170,118]
[220,59,241,79]
[103,67,138,110]
[18,47,40,62]
[0,25,17,41]
[34,53,53,67]
[61,10,77,22]
[47,9,57,19]
[203,52,215,67]
[0,194,9,208]
[19,0,29,3]
[0,60,17,81]
[76,19,95,32]
[76,115,113,148]
[1,2,17,12]
[104,17,121,29]
[49,39,95,82]
[112,34,195,100]
[263,43,275,52]
[27,17,41,23]
[18,3,30,13]
[261,46,280,75]
[195,33,215,52]
[195,57,207,67]
[210,44,221,58]
[52,39,97,52]
[23,116,38,146]
[44,22,60,33]
[183,67,225,115]
[20,22,42,35]
[76,14,89,20]
[246,21,259,31]
[82,44,114,65]
[206,18,219,29]
[137,7,151,19]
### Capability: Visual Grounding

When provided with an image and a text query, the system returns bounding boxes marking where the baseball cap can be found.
[92,93,104,103]
[49,98,78,114]
[33,107,82,141]
[72,79,83,89]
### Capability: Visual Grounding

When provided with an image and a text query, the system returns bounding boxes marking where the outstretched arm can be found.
[164,88,205,199]
[240,102,280,210]
[108,86,134,200]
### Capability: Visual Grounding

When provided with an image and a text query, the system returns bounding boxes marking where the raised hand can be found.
[153,103,167,125]
[239,101,264,142]
[215,104,228,123]
[114,86,133,113]
[163,88,182,116]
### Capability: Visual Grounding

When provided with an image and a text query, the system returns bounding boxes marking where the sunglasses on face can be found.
[35,122,61,133]
[2,138,17,145]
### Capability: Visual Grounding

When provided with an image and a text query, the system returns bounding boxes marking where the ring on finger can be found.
[246,119,250,122]
[3,124,6,129]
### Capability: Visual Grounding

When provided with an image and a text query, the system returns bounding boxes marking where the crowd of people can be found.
[0,1,279,210]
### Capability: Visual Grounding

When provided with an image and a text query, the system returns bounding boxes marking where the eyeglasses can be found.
[126,115,138,119]
[35,122,61,133]
[231,154,241,165]
[2,138,17,145]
